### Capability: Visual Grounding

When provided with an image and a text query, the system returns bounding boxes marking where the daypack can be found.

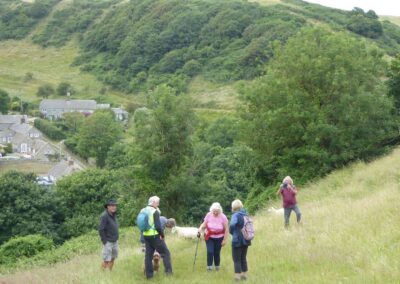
[136,207,152,232]
[241,215,255,241]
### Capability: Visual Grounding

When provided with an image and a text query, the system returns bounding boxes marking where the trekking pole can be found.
[192,234,200,271]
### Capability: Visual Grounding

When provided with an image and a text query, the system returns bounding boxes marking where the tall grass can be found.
[1,148,400,283]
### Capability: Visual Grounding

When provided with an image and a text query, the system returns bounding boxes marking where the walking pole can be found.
[192,234,200,271]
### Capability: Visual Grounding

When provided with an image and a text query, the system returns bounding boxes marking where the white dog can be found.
[172,226,199,239]
[267,206,284,215]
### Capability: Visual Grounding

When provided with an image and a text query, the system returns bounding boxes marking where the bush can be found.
[245,184,277,214]
[0,172,63,245]
[36,84,54,98]
[4,143,12,153]
[56,82,74,96]
[0,235,54,264]
[34,118,66,141]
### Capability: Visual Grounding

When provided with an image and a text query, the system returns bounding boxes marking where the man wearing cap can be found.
[99,199,119,271]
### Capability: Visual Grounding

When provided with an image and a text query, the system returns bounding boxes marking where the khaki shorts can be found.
[102,241,118,261]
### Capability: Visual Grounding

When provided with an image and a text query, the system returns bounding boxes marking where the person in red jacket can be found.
[276,176,301,228]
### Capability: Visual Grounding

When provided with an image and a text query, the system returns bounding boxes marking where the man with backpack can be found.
[229,199,253,282]
[139,217,176,252]
[138,196,173,279]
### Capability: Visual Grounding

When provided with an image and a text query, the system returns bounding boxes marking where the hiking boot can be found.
[207,266,213,272]
[215,266,220,271]
[241,275,248,281]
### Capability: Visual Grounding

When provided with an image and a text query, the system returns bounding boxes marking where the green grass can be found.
[0,161,54,175]
[1,147,400,283]
[381,16,400,26]
[188,76,239,111]
[0,38,134,106]
[0,39,236,115]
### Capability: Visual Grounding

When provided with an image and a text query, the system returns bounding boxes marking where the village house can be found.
[39,99,128,122]
[39,99,99,119]
[0,115,56,159]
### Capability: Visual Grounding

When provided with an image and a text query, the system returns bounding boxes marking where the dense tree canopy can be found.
[77,110,123,167]
[0,0,60,40]
[0,172,62,244]
[0,89,10,114]
[131,85,196,183]
[388,54,400,111]
[36,84,55,98]
[240,28,398,183]
[56,169,124,238]
[78,0,306,91]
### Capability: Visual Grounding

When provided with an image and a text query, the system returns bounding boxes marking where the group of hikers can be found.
[98,176,301,281]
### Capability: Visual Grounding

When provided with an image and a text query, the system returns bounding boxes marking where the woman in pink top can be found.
[197,202,229,271]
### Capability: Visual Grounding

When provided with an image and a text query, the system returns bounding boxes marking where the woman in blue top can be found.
[229,199,251,282]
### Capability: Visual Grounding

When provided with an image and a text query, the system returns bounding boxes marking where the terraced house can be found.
[0,115,55,159]
[39,99,128,122]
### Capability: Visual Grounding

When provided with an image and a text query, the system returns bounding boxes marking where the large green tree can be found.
[56,82,74,96]
[387,54,400,111]
[240,27,398,183]
[63,112,85,134]
[77,110,123,167]
[131,85,196,183]
[36,84,55,98]
[0,89,10,114]
[55,169,126,238]
[0,172,62,244]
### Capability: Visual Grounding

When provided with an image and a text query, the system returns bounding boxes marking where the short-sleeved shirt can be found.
[204,212,228,238]
[280,185,297,208]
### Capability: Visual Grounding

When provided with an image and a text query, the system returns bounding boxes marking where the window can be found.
[21,143,27,153]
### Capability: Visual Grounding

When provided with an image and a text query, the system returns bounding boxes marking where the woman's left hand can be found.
[221,239,227,246]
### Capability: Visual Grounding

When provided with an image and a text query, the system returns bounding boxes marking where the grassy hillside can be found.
[382,16,400,27]
[2,147,399,283]
[1,0,399,111]
[0,39,132,105]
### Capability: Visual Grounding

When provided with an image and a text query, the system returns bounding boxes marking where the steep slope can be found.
[2,0,400,102]
[1,147,399,283]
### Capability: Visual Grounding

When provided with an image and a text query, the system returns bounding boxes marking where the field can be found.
[381,16,400,26]
[1,147,400,283]
[0,160,54,175]
[0,38,236,118]
[0,38,134,106]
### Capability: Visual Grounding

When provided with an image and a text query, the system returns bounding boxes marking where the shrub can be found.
[34,118,66,141]
[245,184,277,214]
[0,235,54,264]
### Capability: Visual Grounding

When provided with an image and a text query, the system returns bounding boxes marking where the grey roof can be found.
[0,115,25,125]
[0,131,13,138]
[40,99,98,110]
[10,123,33,134]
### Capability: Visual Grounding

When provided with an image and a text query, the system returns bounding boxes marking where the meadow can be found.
[1,147,399,283]
[0,38,131,105]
